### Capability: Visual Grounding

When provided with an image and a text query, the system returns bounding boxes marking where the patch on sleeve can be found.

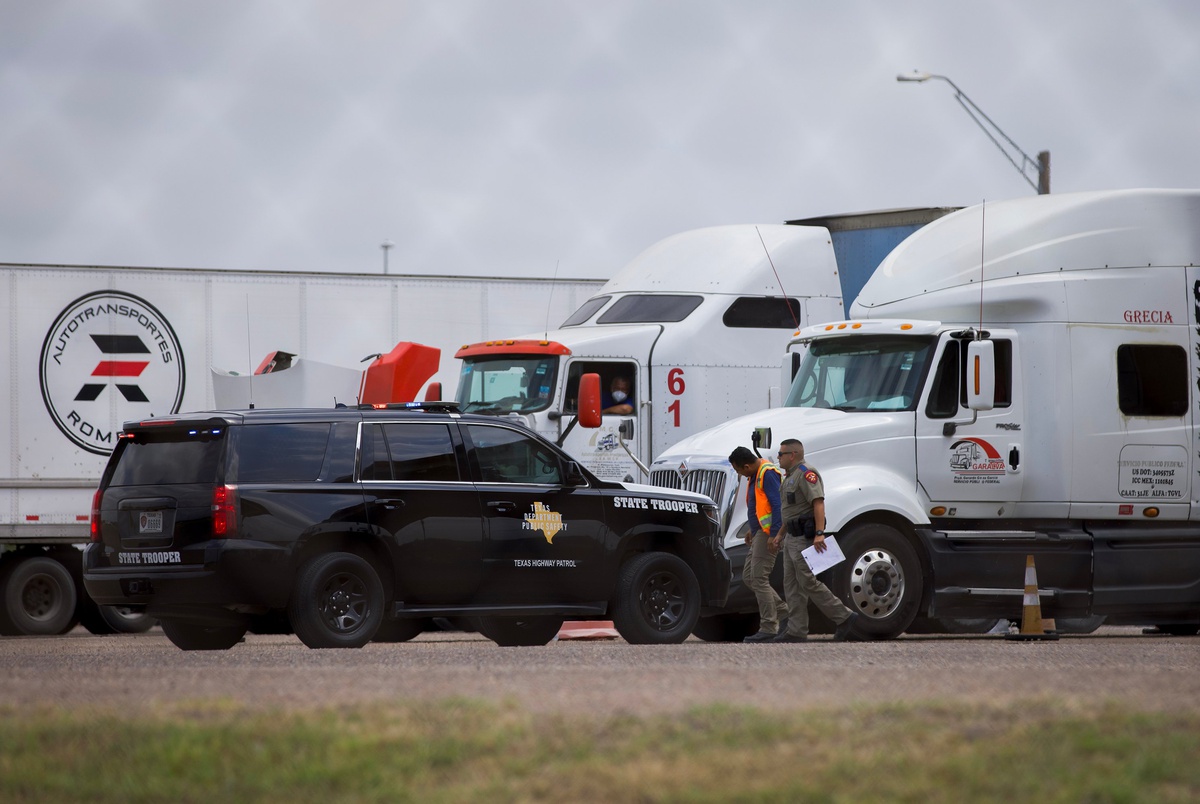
[804,470,819,484]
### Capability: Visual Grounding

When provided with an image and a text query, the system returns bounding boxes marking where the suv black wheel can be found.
[160,618,247,650]
[475,616,563,646]
[611,552,700,644]
[288,552,384,649]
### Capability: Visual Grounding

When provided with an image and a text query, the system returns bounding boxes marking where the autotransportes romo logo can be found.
[39,290,186,455]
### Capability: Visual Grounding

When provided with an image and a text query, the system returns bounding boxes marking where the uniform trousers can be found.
[742,530,786,633]
[781,535,854,638]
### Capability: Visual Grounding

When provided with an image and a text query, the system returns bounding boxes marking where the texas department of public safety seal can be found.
[39,290,186,455]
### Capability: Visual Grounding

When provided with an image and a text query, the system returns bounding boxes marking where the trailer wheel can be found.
[288,552,384,649]
[0,555,79,636]
[691,612,758,642]
[611,552,701,644]
[475,616,563,646]
[161,618,247,651]
[830,523,923,640]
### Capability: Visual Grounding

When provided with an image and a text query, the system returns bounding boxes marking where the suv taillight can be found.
[212,485,238,538]
[90,488,103,542]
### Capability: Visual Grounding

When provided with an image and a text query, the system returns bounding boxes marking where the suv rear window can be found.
[108,428,225,487]
[231,423,331,483]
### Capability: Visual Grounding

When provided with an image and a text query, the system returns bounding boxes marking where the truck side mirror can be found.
[751,427,772,451]
[618,418,635,440]
[966,340,996,411]
[578,373,602,428]
[423,381,442,401]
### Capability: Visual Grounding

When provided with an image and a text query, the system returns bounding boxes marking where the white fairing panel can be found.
[855,189,1200,316]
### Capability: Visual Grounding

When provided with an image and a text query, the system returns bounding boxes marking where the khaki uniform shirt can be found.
[781,463,824,523]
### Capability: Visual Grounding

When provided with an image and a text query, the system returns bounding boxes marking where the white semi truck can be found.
[652,189,1200,640]
[0,262,601,635]
[453,211,952,485]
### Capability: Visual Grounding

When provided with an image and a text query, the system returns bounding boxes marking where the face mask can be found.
[610,390,627,403]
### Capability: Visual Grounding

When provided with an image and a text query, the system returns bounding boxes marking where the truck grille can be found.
[649,469,726,508]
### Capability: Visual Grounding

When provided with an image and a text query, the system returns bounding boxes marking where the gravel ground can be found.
[2,626,1197,715]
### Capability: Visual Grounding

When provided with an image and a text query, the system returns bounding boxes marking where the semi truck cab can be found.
[653,189,1200,640]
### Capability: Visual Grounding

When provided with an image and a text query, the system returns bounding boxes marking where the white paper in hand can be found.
[801,535,846,575]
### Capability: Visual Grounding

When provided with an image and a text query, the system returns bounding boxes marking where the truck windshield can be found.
[784,335,936,412]
[456,355,559,415]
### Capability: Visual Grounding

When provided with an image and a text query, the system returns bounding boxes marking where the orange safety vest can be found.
[744,461,782,532]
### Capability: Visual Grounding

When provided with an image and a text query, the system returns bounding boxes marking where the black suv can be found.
[83,404,729,650]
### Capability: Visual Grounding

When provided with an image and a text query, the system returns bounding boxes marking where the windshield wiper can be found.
[463,402,503,414]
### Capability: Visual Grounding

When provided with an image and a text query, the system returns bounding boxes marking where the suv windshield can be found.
[456,354,559,415]
[784,335,935,412]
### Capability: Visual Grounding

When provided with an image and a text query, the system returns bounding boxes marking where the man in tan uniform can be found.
[770,439,859,642]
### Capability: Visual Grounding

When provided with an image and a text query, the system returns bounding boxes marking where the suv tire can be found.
[288,552,384,649]
[475,616,563,646]
[160,618,247,650]
[611,552,700,644]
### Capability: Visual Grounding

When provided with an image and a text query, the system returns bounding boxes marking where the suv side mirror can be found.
[578,373,602,428]
[565,460,588,486]
[966,340,996,411]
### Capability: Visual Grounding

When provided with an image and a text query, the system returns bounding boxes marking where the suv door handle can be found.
[381,500,406,510]
[487,500,516,513]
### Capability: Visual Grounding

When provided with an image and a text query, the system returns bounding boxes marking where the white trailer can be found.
[0,262,601,635]
[652,189,1200,640]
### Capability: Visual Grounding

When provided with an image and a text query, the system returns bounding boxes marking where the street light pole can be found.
[897,71,1049,194]
[381,240,394,274]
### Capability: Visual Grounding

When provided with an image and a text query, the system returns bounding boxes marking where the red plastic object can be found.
[359,342,441,405]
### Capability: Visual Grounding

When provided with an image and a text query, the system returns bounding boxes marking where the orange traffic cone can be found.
[556,620,620,640]
[1005,555,1060,641]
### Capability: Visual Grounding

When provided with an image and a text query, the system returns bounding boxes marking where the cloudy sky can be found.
[1,1,1197,279]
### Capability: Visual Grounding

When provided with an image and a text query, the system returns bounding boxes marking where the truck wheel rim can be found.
[319,572,368,632]
[23,575,64,621]
[848,549,905,619]
[640,571,684,630]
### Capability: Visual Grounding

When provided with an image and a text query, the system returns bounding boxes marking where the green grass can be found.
[1,698,1197,802]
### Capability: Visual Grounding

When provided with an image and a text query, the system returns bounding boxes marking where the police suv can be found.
[83,403,730,650]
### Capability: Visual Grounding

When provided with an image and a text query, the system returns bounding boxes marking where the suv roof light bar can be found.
[360,401,462,413]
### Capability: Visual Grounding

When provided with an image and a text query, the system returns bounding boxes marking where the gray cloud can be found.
[1,0,1196,279]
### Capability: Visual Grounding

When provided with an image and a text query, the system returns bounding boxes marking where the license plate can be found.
[138,511,163,534]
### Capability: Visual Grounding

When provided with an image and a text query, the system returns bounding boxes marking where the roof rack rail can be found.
[358,401,461,413]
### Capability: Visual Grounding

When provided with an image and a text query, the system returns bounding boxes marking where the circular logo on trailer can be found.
[39,291,186,455]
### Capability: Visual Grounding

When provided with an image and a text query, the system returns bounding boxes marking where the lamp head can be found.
[896,71,933,82]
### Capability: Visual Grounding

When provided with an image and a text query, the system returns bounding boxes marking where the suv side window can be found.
[464,424,563,484]
[232,423,330,483]
[360,423,459,482]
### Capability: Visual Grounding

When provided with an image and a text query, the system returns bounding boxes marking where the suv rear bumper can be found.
[82,540,292,610]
